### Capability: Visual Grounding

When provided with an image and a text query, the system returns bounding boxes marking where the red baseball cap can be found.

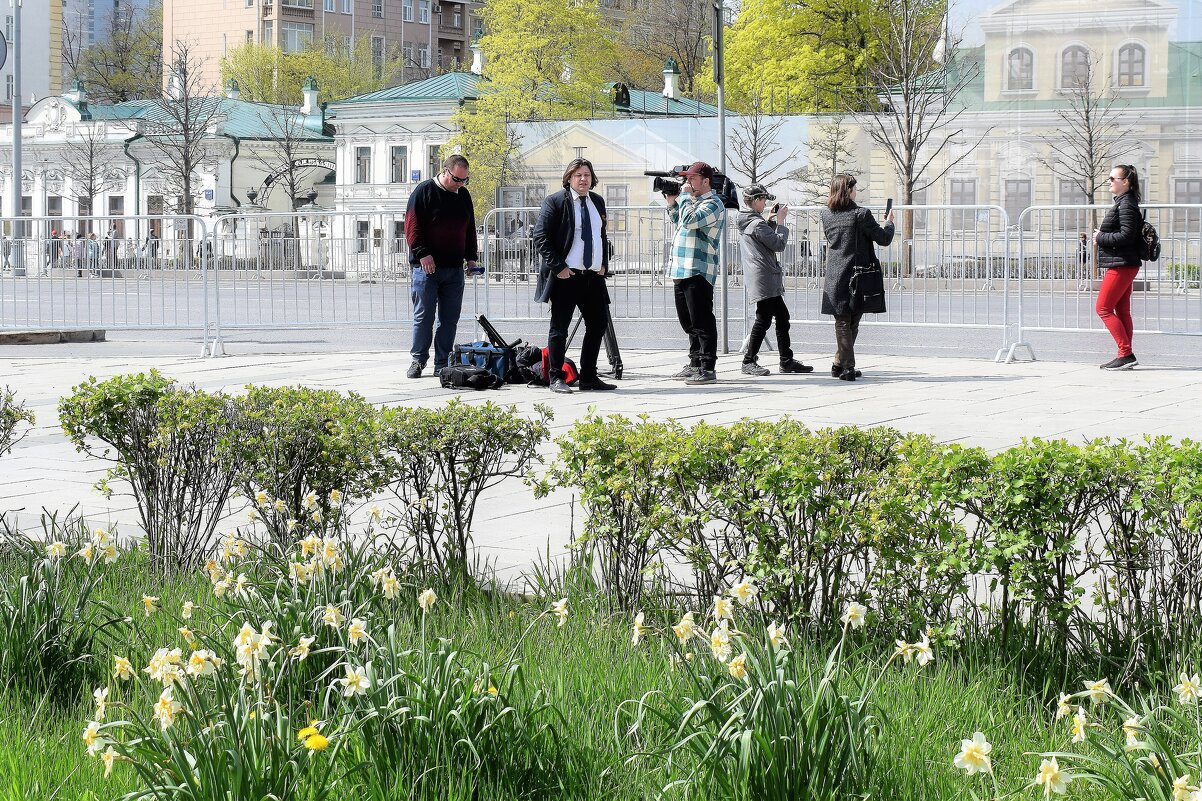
[679,161,715,180]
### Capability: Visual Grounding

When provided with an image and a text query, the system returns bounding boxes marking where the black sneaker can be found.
[406,361,423,379]
[741,362,770,376]
[672,365,701,380]
[838,367,858,382]
[578,378,617,391]
[779,359,813,374]
[1101,354,1138,371]
[832,363,862,378]
[684,369,717,385]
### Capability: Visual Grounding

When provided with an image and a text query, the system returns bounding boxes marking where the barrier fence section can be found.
[0,214,214,351]
[1015,205,1202,352]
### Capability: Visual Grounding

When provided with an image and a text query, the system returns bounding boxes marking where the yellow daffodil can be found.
[153,687,182,730]
[77,543,96,563]
[631,612,648,646]
[255,490,269,505]
[1035,756,1068,795]
[381,574,400,600]
[347,618,368,646]
[551,598,568,627]
[672,612,697,644]
[841,602,867,629]
[45,541,66,560]
[1175,672,1201,705]
[1071,707,1087,743]
[82,720,107,756]
[713,596,734,621]
[322,605,344,628]
[953,732,992,775]
[1083,678,1111,704]
[728,653,747,680]
[181,601,194,620]
[339,665,370,696]
[1173,775,1197,801]
[290,635,315,661]
[370,504,383,522]
[1055,693,1072,720]
[93,687,108,721]
[487,683,498,697]
[729,579,758,606]
[113,655,134,681]
[767,621,787,650]
[329,489,343,505]
[709,622,732,663]
[418,588,437,612]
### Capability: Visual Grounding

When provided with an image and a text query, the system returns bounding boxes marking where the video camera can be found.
[644,166,739,210]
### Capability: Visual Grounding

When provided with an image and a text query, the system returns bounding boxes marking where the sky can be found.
[951,0,1202,47]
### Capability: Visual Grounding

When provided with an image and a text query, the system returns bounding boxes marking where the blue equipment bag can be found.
[452,341,511,384]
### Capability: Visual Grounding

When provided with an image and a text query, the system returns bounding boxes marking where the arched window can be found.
[1060,45,1092,90]
[1117,43,1146,87]
[1006,47,1034,90]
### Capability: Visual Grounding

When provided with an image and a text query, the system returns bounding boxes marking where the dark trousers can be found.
[833,313,862,369]
[673,274,717,370]
[548,269,608,381]
[745,296,793,364]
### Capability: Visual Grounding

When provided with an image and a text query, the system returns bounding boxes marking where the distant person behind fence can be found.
[403,154,479,379]
[736,183,813,377]
[1094,164,1144,371]
[819,174,893,381]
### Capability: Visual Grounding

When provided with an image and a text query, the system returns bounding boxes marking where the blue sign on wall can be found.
[410,170,422,182]
[204,189,214,201]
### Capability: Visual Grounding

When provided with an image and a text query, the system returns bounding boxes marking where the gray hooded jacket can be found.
[736,210,789,303]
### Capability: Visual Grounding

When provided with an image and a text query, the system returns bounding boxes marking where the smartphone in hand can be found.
[885,199,894,217]
[770,203,780,214]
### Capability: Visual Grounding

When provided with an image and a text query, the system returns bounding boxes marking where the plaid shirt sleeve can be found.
[667,192,725,283]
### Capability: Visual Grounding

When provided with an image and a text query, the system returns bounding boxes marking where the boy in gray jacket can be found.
[736,184,812,376]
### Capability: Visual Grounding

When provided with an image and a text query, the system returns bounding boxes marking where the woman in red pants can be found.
[1093,164,1144,370]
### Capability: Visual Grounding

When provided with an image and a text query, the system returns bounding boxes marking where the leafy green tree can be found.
[447,0,616,213]
[64,2,163,102]
[220,38,398,105]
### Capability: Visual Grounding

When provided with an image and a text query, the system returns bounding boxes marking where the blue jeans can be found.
[410,266,465,369]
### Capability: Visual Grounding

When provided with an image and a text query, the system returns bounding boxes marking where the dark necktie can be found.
[579,195,593,268]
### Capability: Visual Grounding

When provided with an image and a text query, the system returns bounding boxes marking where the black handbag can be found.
[850,260,886,314]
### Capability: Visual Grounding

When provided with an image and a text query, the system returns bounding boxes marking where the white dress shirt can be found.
[565,191,603,271]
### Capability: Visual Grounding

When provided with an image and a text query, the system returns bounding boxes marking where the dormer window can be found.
[1060,45,1092,90]
[1117,42,1146,88]
[1005,46,1034,91]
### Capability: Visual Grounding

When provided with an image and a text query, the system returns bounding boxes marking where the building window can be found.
[5,75,11,101]
[48,196,63,233]
[1117,43,1146,88]
[390,146,409,184]
[473,17,483,38]
[280,21,314,53]
[1057,178,1089,230]
[419,0,429,23]
[605,184,628,232]
[342,0,351,11]
[949,178,976,230]
[324,0,334,10]
[355,147,372,184]
[418,43,430,68]
[909,186,928,231]
[392,220,405,253]
[427,145,442,182]
[1060,45,1092,90]
[403,43,414,66]
[403,0,413,21]
[371,0,382,16]
[371,36,384,78]
[1005,47,1034,91]
[356,220,370,253]
[246,0,253,6]
[1174,178,1202,230]
[1005,179,1032,231]
[5,15,12,43]
[262,21,273,45]
[452,7,461,26]
[246,30,254,43]
[108,197,125,237]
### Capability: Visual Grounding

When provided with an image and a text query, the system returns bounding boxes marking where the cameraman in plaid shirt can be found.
[664,161,726,385]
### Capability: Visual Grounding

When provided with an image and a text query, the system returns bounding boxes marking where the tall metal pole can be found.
[713,0,727,353]
[9,0,20,241]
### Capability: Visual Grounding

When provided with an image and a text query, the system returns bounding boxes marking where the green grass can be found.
[0,552,1150,800]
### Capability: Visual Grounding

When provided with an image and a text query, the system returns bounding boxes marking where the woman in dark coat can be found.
[819,174,894,381]
[1093,164,1144,370]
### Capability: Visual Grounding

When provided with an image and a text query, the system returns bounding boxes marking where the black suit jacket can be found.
[532,188,610,304]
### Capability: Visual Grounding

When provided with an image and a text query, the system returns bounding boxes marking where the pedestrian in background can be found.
[1094,164,1144,371]
[736,183,813,377]
[819,174,894,381]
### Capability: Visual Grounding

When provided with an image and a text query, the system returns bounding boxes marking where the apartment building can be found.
[1,2,62,123]
[162,0,481,92]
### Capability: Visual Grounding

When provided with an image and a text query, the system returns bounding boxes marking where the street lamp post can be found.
[7,0,20,245]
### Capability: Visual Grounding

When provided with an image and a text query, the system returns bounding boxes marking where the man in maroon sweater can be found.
[404,154,479,378]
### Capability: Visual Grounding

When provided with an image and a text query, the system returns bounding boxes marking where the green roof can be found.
[332,72,483,105]
[72,96,332,140]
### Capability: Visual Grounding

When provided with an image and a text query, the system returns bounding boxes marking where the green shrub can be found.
[0,386,35,458]
[59,372,242,572]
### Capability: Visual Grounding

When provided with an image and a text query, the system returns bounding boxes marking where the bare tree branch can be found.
[790,114,859,205]
[729,82,798,186]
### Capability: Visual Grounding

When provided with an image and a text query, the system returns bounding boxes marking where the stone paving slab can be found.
[2,349,1200,580]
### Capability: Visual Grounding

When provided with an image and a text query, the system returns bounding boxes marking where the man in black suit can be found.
[533,157,617,394]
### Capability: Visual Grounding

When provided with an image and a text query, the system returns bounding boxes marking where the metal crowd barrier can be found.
[4,204,1200,360]
[0,214,215,354]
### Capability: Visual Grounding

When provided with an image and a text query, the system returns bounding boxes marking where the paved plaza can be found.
[2,343,1200,580]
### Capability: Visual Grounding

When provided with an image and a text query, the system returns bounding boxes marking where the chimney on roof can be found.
[67,79,87,106]
[662,58,681,100]
[226,79,241,100]
[470,41,484,75]
[301,77,319,116]
[167,72,184,101]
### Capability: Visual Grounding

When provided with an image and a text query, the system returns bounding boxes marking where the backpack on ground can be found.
[439,364,502,390]
[452,341,512,384]
[513,344,578,385]
[1140,211,1161,262]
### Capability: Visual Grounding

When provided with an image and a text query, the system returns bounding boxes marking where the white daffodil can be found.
[953,731,992,775]
[551,598,568,627]
[1055,693,1072,720]
[631,612,648,646]
[418,588,437,612]
[82,720,108,756]
[713,596,734,621]
[767,621,787,650]
[912,636,934,667]
[347,618,368,646]
[1175,672,1201,705]
[153,687,183,730]
[113,655,134,681]
[93,687,109,721]
[727,653,748,680]
[1071,707,1088,743]
[45,541,67,560]
[181,601,194,620]
[841,602,867,629]
[322,605,344,629]
[290,635,316,661]
[728,579,758,606]
[1083,678,1111,704]
[339,665,370,696]
[709,622,732,663]
[672,611,697,644]
[1035,756,1069,795]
